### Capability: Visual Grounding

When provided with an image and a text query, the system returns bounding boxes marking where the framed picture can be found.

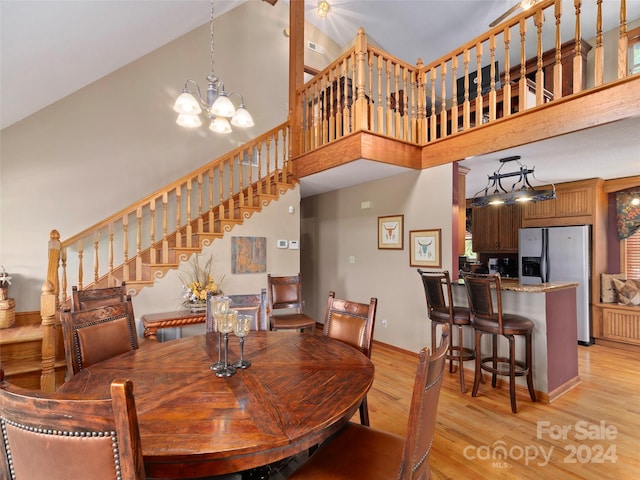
[231,236,267,274]
[378,215,404,250]
[409,229,442,268]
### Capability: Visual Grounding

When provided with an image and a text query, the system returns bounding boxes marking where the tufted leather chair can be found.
[267,273,316,333]
[0,370,146,480]
[323,291,377,425]
[60,298,139,378]
[289,326,449,480]
[417,269,475,393]
[72,283,128,311]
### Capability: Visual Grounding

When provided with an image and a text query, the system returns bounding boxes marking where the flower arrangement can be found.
[179,254,224,309]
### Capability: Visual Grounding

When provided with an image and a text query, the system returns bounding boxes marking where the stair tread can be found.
[0,324,42,345]
[4,358,66,376]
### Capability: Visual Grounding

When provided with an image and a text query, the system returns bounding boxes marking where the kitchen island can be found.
[453,279,580,402]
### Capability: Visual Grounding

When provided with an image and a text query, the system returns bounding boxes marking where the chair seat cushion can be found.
[430,306,471,325]
[270,313,315,329]
[289,422,404,480]
[472,313,534,335]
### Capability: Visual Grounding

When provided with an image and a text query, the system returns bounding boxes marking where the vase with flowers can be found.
[179,254,224,313]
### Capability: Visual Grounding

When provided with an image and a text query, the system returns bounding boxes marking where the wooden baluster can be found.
[121,215,128,282]
[238,152,246,208]
[519,19,528,114]
[573,0,583,94]
[410,67,417,142]
[162,193,169,263]
[218,163,225,223]
[197,174,204,233]
[313,81,320,150]
[207,168,214,233]
[283,127,290,183]
[376,54,384,134]
[149,199,156,265]
[394,64,401,139]
[489,35,497,121]
[503,27,512,116]
[259,141,266,198]
[462,50,470,131]
[186,181,192,248]
[343,58,351,137]
[367,55,374,134]
[93,231,99,282]
[439,62,448,138]
[594,0,603,87]
[351,52,357,132]
[175,185,182,247]
[136,207,142,280]
[554,0,563,99]
[475,43,483,126]
[40,281,57,392]
[451,56,459,132]
[535,9,545,105]
[618,0,628,79]
[61,247,67,304]
[402,66,409,140]
[385,59,393,136]
[228,159,235,220]
[329,68,337,141]
[431,67,439,139]
[77,240,84,290]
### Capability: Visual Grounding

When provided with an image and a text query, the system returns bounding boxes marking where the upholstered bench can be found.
[593,274,640,349]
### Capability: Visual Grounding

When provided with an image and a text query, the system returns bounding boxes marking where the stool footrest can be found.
[479,356,529,377]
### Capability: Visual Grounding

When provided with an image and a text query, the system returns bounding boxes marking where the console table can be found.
[140,310,206,341]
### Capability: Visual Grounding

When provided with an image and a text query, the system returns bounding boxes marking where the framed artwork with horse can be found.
[409,228,441,268]
[378,215,404,250]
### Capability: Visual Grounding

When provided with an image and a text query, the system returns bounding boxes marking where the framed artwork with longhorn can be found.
[378,215,404,250]
[409,229,441,268]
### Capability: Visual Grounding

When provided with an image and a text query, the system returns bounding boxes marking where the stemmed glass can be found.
[233,315,252,369]
[210,296,230,372]
[215,309,238,378]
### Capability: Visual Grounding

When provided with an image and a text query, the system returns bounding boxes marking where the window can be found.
[629,27,640,75]
[624,229,640,279]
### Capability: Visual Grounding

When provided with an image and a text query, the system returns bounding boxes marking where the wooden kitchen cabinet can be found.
[472,203,522,253]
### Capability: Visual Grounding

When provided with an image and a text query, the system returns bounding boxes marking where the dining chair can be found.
[60,297,140,377]
[0,370,146,480]
[323,291,378,425]
[206,289,268,333]
[71,282,128,311]
[266,273,316,333]
[463,272,536,413]
[417,269,474,393]
[289,325,449,480]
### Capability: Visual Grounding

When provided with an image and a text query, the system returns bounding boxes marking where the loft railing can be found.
[297,0,637,152]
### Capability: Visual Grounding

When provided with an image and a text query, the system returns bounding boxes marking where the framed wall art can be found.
[231,236,267,274]
[409,229,441,268]
[378,215,404,250]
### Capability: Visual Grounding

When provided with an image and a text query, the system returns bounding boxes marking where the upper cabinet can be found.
[472,204,522,253]
[522,178,603,227]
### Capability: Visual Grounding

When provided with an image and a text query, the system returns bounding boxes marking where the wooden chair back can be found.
[399,324,449,480]
[60,298,139,377]
[323,292,378,358]
[0,371,146,480]
[206,290,268,333]
[417,269,454,320]
[267,273,306,313]
[463,273,504,333]
[72,283,127,311]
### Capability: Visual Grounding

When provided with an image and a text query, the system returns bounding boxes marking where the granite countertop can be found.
[454,278,579,293]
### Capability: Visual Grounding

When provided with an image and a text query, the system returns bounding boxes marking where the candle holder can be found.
[216,309,237,378]
[233,314,252,369]
[209,297,230,372]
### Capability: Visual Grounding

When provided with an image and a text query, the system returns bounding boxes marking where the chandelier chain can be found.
[209,0,215,76]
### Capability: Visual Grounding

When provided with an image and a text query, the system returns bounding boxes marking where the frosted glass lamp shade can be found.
[211,93,236,117]
[230,106,254,127]
[209,116,232,133]
[176,113,202,128]
[173,92,202,114]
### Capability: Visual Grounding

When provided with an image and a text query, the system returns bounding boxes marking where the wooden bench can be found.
[593,302,640,351]
[140,311,206,341]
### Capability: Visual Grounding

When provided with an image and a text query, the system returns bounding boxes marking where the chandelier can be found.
[471,156,556,207]
[173,0,254,134]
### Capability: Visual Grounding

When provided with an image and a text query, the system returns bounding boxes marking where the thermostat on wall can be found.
[277,239,288,249]
[289,240,299,250]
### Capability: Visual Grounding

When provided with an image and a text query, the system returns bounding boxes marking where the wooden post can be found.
[354,27,369,132]
[40,281,58,392]
[288,0,304,157]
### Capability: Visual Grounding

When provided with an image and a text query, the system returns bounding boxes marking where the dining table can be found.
[57,330,375,479]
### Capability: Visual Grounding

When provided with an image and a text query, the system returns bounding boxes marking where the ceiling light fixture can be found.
[471,156,556,207]
[173,0,254,133]
[318,1,330,18]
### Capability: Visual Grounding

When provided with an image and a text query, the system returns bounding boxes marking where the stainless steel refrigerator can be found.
[518,225,591,345]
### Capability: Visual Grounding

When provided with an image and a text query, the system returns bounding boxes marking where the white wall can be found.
[301,165,456,353]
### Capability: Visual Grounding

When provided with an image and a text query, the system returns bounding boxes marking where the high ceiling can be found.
[2,0,639,197]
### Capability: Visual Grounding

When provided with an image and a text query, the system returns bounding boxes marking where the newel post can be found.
[40,281,57,392]
[354,27,369,132]
[415,58,426,144]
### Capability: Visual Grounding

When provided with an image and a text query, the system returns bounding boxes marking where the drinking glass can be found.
[233,314,252,369]
[210,296,230,372]
[216,309,237,378]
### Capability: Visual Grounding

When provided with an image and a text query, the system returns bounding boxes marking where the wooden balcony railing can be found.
[296,0,637,152]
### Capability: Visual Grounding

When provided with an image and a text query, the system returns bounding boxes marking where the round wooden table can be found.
[58,331,374,478]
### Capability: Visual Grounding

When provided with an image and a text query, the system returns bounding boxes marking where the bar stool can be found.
[417,269,474,393]
[463,273,536,413]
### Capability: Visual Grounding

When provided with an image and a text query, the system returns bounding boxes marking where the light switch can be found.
[289,240,299,250]
[349,256,356,264]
